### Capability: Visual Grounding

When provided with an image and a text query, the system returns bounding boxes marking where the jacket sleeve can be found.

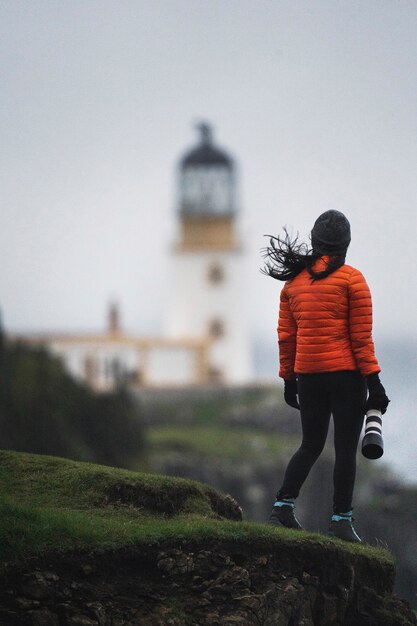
[278,283,297,379]
[348,269,381,376]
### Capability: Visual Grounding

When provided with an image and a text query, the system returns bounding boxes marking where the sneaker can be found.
[329,512,362,543]
[269,503,303,530]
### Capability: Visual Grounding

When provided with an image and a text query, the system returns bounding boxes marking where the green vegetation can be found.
[139,384,283,426]
[0,450,393,570]
[184,387,276,425]
[0,325,146,469]
[149,425,297,460]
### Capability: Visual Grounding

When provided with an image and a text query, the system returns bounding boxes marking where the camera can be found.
[362,409,383,459]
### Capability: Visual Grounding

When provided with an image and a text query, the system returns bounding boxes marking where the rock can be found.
[15,596,34,609]
[156,555,176,574]
[263,608,293,626]
[194,550,230,576]
[66,616,98,626]
[43,571,59,582]
[61,587,73,599]
[80,564,94,576]
[221,613,252,625]
[204,611,221,624]
[27,609,59,626]
[157,549,194,576]
[86,602,106,625]
[21,572,50,600]
[210,565,251,596]
[0,608,19,625]
[319,592,340,625]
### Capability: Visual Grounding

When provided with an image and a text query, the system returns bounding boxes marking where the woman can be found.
[263,210,389,542]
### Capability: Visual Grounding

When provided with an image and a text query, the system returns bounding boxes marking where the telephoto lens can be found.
[362,409,383,459]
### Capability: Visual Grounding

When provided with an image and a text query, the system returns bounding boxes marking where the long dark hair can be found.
[261,229,346,282]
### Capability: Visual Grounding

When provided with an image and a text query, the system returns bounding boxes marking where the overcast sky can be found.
[1,0,416,347]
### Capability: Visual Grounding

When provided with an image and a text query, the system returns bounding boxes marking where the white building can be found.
[14,124,252,389]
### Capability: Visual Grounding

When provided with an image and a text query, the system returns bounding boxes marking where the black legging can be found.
[278,370,367,513]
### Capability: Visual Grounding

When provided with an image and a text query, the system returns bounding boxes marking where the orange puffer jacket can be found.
[278,258,380,379]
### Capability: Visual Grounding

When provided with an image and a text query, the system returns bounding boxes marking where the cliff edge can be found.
[0,450,415,625]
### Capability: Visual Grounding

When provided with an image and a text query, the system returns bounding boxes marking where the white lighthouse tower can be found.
[166,123,252,384]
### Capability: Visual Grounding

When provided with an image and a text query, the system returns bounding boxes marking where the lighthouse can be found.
[166,123,252,384]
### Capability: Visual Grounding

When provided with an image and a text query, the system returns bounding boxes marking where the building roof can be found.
[181,122,233,168]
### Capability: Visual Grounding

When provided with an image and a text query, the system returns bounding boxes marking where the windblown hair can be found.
[261,229,346,282]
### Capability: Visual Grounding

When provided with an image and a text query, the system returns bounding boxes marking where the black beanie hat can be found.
[311,210,351,255]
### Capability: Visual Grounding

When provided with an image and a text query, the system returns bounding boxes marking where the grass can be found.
[188,388,279,425]
[140,385,282,426]
[0,450,393,570]
[148,425,297,460]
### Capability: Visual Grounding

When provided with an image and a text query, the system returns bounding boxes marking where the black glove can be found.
[284,379,300,410]
[365,373,390,415]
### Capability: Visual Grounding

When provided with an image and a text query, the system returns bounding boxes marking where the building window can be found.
[208,318,225,339]
[207,263,224,285]
[129,368,143,386]
[207,366,224,384]
[83,355,98,386]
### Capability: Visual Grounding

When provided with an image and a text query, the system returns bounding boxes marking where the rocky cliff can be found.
[0,538,416,625]
[0,450,415,626]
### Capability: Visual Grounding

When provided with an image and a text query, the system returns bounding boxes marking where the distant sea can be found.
[253,334,417,485]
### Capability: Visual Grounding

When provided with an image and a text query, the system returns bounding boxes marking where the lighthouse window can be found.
[207,264,224,284]
[208,318,225,338]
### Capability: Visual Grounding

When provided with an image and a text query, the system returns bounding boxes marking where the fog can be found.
[0,0,416,343]
[0,1,416,477]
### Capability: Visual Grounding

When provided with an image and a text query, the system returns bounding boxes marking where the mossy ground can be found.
[0,450,393,570]
[140,385,276,426]
[148,425,296,460]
